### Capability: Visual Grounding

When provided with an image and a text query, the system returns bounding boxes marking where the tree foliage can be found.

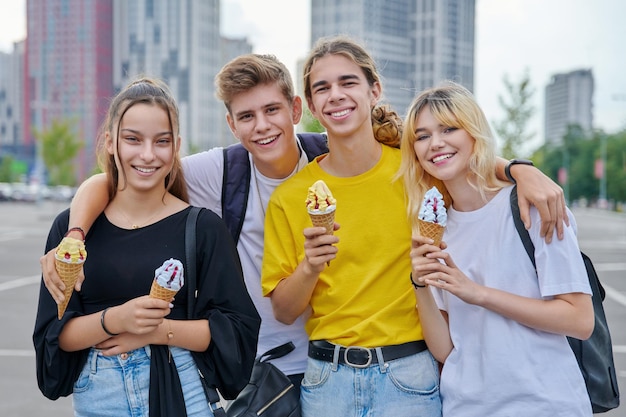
[531,127,626,204]
[300,107,325,133]
[493,70,536,159]
[35,118,83,186]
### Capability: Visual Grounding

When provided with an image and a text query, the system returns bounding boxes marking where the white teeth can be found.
[135,167,156,173]
[257,136,277,145]
[330,109,351,117]
[432,154,452,163]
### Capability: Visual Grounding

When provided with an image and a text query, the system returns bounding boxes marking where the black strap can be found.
[184,207,226,417]
[185,206,201,319]
[509,185,536,269]
[258,342,296,363]
[221,144,251,244]
[297,132,328,162]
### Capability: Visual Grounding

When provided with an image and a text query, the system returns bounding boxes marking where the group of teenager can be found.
[34,34,594,417]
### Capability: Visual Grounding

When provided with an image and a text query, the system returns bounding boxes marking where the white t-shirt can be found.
[432,185,592,416]
[182,141,310,376]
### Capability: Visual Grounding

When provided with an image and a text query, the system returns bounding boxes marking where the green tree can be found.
[601,130,626,203]
[35,118,83,186]
[493,70,535,159]
[300,107,325,133]
[0,155,17,182]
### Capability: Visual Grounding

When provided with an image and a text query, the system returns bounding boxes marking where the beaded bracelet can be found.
[100,307,120,337]
[64,226,86,241]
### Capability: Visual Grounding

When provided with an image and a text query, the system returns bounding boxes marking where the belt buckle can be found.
[343,346,372,368]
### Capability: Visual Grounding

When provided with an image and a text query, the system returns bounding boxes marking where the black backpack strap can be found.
[297,133,328,161]
[221,143,251,244]
[510,185,536,269]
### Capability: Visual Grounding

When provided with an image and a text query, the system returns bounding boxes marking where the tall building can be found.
[26,0,113,182]
[0,41,25,168]
[113,0,223,153]
[310,0,475,116]
[544,69,594,146]
[217,36,253,144]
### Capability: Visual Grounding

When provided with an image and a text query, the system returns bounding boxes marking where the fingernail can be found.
[169,303,174,308]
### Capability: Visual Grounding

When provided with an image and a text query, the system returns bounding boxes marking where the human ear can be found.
[292,96,303,124]
[105,132,114,155]
[225,112,239,140]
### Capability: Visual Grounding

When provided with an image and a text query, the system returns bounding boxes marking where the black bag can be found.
[226,342,301,417]
[510,186,620,413]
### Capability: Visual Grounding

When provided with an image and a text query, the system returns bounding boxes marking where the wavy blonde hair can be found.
[398,81,507,235]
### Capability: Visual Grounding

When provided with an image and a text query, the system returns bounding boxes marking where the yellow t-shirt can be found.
[261,145,423,347]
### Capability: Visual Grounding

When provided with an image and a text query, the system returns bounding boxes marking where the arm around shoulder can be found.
[69,173,110,235]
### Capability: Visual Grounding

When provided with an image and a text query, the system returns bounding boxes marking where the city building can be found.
[544,69,594,146]
[25,0,114,182]
[310,0,475,116]
[217,36,253,145]
[113,0,225,154]
[0,41,25,176]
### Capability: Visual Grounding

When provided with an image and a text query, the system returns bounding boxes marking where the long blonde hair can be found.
[398,81,507,235]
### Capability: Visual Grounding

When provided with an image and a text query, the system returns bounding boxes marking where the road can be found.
[0,200,624,416]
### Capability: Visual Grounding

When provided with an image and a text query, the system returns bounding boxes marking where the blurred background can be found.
[0,1,624,415]
[0,0,624,210]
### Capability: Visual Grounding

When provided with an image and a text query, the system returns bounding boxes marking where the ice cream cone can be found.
[418,218,444,247]
[308,206,336,235]
[54,237,86,320]
[55,259,84,320]
[149,279,179,302]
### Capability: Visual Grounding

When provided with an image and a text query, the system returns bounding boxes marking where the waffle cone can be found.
[55,259,84,320]
[418,219,445,246]
[308,208,336,235]
[149,279,179,302]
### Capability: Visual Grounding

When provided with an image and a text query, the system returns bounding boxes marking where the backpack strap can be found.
[509,185,536,269]
[221,143,251,244]
[221,134,328,244]
[297,133,328,161]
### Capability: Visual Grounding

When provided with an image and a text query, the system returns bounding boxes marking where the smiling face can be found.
[107,103,177,194]
[413,106,475,186]
[226,83,302,178]
[306,54,380,140]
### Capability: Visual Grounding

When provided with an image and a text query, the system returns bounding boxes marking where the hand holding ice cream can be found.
[418,186,447,246]
[55,237,87,319]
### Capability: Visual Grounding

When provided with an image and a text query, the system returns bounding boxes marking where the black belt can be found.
[308,340,428,368]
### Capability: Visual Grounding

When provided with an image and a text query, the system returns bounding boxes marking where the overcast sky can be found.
[2,0,624,153]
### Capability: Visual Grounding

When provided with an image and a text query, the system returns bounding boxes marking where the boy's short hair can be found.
[215,54,295,112]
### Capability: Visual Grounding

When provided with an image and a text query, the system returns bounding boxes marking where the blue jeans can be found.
[73,346,213,417]
[301,349,441,417]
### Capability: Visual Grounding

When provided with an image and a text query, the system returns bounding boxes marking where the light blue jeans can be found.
[73,346,213,417]
[301,349,441,417]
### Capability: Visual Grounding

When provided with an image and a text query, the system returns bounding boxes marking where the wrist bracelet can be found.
[100,307,120,337]
[504,158,534,184]
[166,319,174,344]
[64,226,86,241]
[410,272,426,289]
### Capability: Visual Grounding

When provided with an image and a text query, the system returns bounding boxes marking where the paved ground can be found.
[0,200,624,416]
